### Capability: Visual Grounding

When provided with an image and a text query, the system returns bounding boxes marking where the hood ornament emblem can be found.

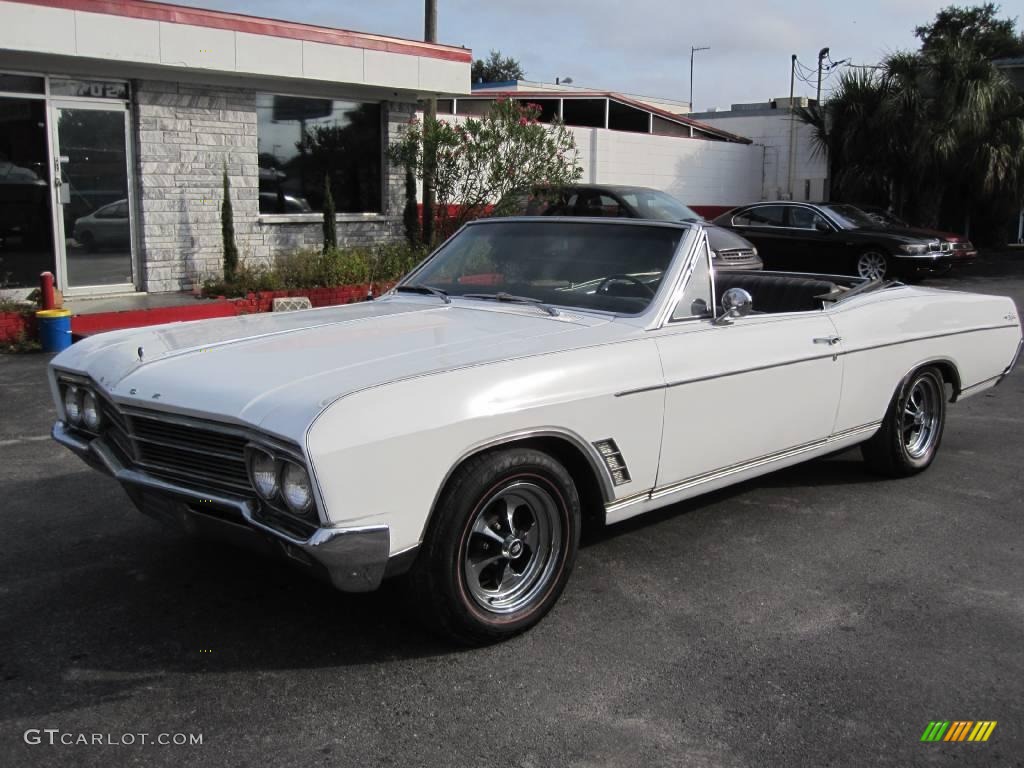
[137,346,144,362]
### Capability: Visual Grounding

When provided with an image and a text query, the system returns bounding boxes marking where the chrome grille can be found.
[717,248,759,264]
[102,407,254,497]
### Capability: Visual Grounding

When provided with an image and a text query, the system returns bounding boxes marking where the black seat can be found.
[715,273,835,314]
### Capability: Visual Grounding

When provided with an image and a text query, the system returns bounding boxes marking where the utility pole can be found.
[787,53,797,200]
[422,0,437,246]
[689,46,709,111]
[816,46,829,104]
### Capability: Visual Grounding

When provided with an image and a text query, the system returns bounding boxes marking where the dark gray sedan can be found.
[501,185,763,271]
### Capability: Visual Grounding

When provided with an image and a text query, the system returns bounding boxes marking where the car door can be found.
[782,205,836,272]
[652,239,844,494]
[727,205,797,270]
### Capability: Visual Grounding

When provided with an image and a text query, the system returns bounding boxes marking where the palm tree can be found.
[797,68,894,209]
[800,42,1024,238]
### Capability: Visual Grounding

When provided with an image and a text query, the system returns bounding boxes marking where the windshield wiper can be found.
[461,292,560,317]
[394,284,451,304]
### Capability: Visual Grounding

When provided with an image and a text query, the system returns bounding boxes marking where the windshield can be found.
[821,204,880,230]
[617,189,701,222]
[405,221,685,315]
[865,209,908,228]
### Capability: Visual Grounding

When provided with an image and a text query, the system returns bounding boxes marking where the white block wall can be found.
[693,113,827,201]
[568,127,764,208]
[432,114,765,209]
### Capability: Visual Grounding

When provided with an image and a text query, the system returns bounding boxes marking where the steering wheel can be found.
[596,274,656,297]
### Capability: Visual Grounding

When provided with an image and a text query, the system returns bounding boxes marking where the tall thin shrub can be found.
[221,166,238,282]
[322,175,337,254]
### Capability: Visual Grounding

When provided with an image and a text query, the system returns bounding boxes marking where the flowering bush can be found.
[390,99,583,241]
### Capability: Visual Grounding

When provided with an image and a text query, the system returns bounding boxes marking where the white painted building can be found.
[0,0,471,294]
[690,98,829,202]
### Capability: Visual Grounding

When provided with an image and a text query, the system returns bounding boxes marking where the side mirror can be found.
[815,220,831,232]
[714,287,754,325]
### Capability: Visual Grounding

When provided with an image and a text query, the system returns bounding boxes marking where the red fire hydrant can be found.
[40,271,55,311]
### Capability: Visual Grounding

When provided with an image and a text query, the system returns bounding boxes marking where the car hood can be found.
[847,226,937,244]
[52,297,623,442]
[878,224,964,241]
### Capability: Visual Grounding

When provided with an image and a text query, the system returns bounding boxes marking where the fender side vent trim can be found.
[593,439,631,486]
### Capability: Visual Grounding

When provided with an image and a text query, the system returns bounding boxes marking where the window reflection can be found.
[256,95,381,215]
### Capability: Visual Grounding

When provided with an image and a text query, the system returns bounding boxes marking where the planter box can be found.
[0,311,35,345]
[67,281,400,339]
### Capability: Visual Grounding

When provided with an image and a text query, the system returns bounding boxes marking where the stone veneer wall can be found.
[132,80,410,293]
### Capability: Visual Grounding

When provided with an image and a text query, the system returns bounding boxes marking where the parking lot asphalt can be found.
[1,256,1023,768]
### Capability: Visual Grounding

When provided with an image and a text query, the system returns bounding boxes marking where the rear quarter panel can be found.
[829,286,1020,433]
[305,340,666,554]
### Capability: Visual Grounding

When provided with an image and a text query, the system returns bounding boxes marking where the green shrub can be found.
[201,241,429,298]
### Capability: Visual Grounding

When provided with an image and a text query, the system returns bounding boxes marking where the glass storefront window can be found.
[256,94,381,215]
[0,98,54,287]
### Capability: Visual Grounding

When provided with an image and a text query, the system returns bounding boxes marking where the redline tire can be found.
[406,447,581,645]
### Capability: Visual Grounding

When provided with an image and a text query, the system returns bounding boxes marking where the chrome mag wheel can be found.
[462,481,563,614]
[857,251,888,281]
[902,374,941,458]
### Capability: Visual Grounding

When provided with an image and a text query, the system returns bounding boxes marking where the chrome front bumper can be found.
[52,421,391,592]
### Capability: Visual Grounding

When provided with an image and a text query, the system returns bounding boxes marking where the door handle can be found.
[54,157,70,204]
[813,336,841,346]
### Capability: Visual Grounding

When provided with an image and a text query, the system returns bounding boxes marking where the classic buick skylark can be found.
[50,219,1022,643]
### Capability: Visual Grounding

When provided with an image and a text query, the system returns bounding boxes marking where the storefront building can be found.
[0,0,470,295]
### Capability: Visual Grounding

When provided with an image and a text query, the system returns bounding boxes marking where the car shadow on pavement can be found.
[2,450,879,720]
[581,449,877,548]
[0,476,460,721]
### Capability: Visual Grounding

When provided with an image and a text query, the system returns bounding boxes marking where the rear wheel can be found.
[855,250,889,281]
[406,447,580,645]
[861,366,946,476]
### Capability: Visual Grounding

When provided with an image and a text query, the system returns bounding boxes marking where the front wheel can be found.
[861,366,946,476]
[406,447,581,645]
[855,250,889,281]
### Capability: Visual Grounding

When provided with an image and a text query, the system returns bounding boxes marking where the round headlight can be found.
[281,462,313,515]
[249,450,280,500]
[82,391,102,431]
[63,385,82,424]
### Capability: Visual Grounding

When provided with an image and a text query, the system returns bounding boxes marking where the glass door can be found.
[50,101,136,292]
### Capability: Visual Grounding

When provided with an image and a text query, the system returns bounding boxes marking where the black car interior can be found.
[715,272,839,314]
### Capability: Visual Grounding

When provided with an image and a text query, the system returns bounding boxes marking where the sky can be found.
[169,0,972,109]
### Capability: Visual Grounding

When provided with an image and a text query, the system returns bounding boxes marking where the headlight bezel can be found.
[246,447,281,501]
[280,460,315,516]
[898,243,929,255]
[58,377,107,434]
[81,390,103,431]
[63,384,83,425]
[244,443,319,521]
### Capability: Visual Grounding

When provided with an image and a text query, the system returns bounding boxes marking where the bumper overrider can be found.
[52,421,391,592]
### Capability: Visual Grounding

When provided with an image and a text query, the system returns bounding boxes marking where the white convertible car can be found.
[50,218,1021,643]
